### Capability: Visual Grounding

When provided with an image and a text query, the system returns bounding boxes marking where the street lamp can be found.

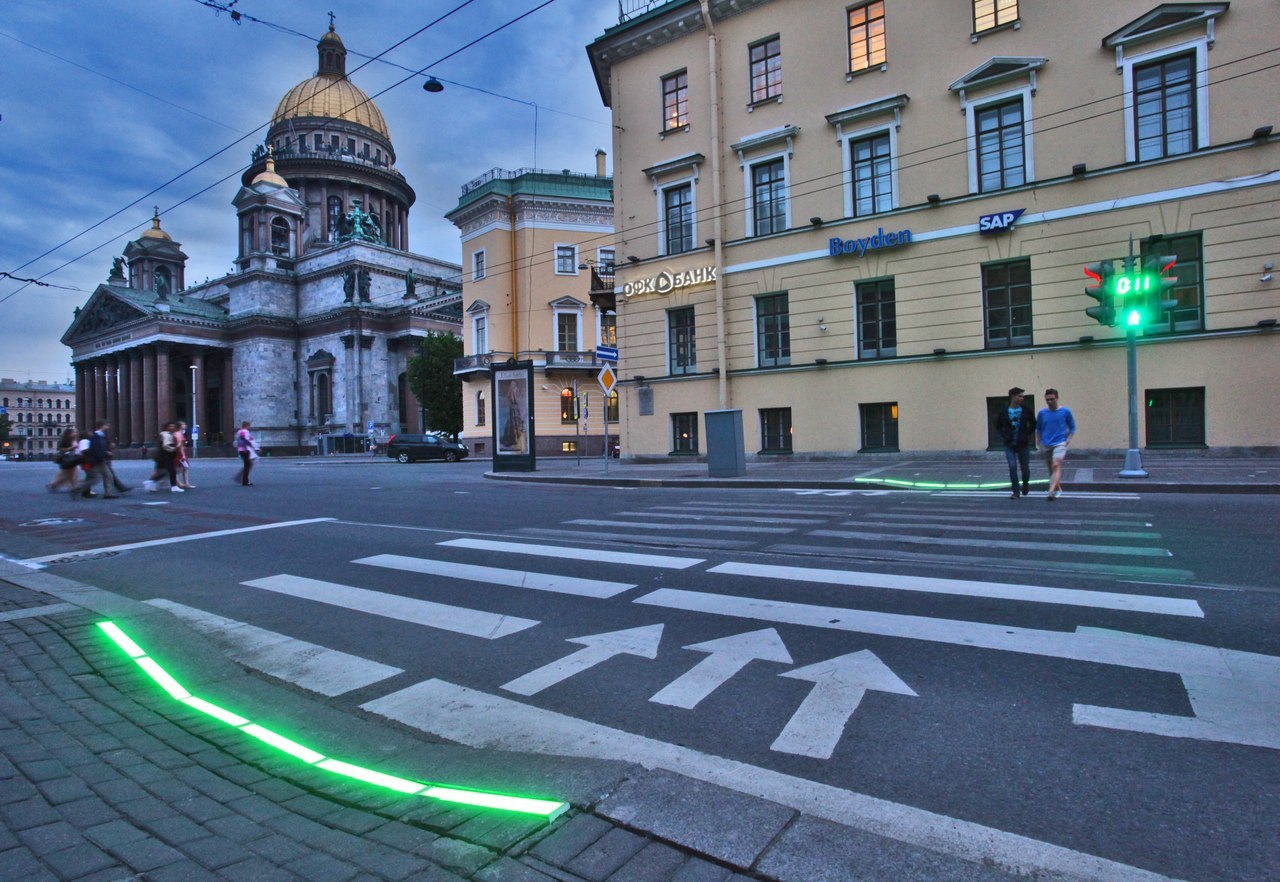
[189,364,198,459]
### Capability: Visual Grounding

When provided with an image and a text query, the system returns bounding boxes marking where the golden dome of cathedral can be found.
[271,26,390,141]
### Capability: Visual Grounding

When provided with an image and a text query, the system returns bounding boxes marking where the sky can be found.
[0,0,620,384]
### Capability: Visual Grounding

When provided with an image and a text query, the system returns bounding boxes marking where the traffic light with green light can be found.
[1115,255,1178,330]
[1083,260,1117,326]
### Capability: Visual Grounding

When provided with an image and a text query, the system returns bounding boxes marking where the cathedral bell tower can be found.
[232,150,306,270]
[123,209,188,297]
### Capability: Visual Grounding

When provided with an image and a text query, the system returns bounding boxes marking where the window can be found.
[556,312,579,351]
[760,408,793,453]
[1134,54,1196,162]
[668,307,696,375]
[600,312,617,348]
[672,412,699,453]
[561,388,577,424]
[662,183,694,255]
[597,248,615,271]
[313,133,322,151]
[975,99,1026,192]
[270,217,290,257]
[331,134,340,150]
[982,259,1032,348]
[473,314,488,354]
[973,0,1018,33]
[153,265,172,295]
[561,441,578,453]
[346,137,356,154]
[1141,232,1203,333]
[476,390,486,426]
[1146,387,1205,447]
[850,132,893,216]
[856,278,896,359]
[756,293,790,367]
[472,249,486,280]
[606,391,619,424]
[749,36,782,103]
[328,196,343,242]
[848,2,886,73]
[860,402,899,451]
[662,71,688,130]
[751,158,787,236]
[555,245,578,275]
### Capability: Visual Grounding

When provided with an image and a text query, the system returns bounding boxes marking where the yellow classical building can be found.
[588,0,1279,457]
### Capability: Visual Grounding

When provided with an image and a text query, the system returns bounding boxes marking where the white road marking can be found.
[517,528,753,550]
[501,624,664,696]
[439,538,702,570]
[22,518,338,564]
[567,519,794,534]
[810,528,1170,557]
[634,588,1232,677]
[612,511,826,525]
[708,561,1202,618]
[771,651,917,759]
[0,603,78,622]
[934,491,1140,500]
[354,554,633,599]
[241,574,537,639]
[362,679,1173,882]
[838,520,1159,539]
[144,599,403,696]
[878,512,1153,528]
[650,628,792,709]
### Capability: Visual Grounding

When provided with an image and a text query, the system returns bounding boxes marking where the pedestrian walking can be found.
[1036,388,1076,501]
[174,421,195,489]
[48,427,82,493]
[995,387,1036,499]
[232,421,259,486]
[81,420,121,499]
[144,422,183,493]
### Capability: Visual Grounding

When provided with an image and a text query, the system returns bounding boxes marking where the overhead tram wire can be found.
[0,0,485,304]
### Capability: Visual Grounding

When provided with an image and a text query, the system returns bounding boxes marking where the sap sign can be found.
[978,208,1025,234]
[829,227,913,258]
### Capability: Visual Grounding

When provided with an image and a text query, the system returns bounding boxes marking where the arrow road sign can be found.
[650,628,792,709]
[501,624,664,697]
[771,650,917,759]
[595,345,619,362]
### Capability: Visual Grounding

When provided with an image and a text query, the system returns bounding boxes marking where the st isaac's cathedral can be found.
[61,23,462,453]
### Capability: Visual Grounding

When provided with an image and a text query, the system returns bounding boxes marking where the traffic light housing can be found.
[1084,260,1117,326]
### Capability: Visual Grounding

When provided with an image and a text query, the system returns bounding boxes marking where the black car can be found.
[385,433,469,463]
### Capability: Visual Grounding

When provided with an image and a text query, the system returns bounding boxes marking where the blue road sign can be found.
[596,346,619,362]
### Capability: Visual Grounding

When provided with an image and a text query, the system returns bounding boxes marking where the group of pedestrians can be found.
[997,387,1076,501]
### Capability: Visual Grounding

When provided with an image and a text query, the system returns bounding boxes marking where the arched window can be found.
[328,196,343,242]
[36,399,44,409]
[476,390,486,426]
[271,217,291,256]
[154,265,172,296]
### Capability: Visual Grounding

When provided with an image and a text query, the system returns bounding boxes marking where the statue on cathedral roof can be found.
[338,199,384,245]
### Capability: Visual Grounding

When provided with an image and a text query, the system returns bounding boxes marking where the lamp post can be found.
[189,364,198,459]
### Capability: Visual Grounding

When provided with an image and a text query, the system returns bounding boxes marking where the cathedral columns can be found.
[75,363,89,433]
[129,350,144,446]
[190,348,206,435]
[222,355,235,442]
[155,344,172,429]
[142,348,158,443]
[105,357,120,440]
[92,362,107,429]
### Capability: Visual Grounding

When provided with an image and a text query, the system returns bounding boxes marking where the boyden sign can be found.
[829,227,913,258]
[978,208,1025,234]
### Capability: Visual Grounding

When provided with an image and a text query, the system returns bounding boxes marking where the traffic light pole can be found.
[1119,326,1148,478]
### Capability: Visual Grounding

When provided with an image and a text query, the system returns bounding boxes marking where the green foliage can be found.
[0,413,11,447]
[406,332,463,436]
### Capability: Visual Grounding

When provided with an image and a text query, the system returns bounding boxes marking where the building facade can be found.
[61,24,462,453]
[0,378,75,460]
[588,0,1279,457]
[446,159,616,458]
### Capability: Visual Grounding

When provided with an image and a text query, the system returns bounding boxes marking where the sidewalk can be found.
[482,450,1280,494]
[0,564,1026,882]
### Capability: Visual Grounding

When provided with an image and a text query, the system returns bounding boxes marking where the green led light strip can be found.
[854,477,1051,490]
[96,622,567,819]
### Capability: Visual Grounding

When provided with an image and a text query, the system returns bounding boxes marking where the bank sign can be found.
[623,266,717,298]
[829,227,913,258]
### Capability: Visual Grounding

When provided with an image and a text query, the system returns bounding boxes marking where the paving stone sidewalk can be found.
[0,584,763,882]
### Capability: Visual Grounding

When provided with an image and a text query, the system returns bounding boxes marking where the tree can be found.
[0,412,11,448]
[406,332,463,436]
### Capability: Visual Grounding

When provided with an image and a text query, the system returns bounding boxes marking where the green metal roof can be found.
[450,168,613,216]
[103,284,229,322]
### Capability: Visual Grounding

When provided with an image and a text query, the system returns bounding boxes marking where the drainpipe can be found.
[508,195,519,359]
[699,0,728,409]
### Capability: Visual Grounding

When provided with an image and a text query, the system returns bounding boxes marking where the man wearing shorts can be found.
[1036,388,1075,501]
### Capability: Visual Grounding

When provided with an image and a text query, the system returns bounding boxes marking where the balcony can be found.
[544,351,609,373]
[588,266,616,314]
[453,352,500,379]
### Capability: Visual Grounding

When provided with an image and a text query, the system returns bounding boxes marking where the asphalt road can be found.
[3,456,1278,881]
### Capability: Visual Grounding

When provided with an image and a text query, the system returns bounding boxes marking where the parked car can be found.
[385,433,469,463]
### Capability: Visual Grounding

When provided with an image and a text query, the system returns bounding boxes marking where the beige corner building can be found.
[446,159,617,458]
[587,0,1279,457]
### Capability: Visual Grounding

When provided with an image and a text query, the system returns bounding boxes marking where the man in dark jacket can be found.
[82,420,119,499]
[995,387,1036,499]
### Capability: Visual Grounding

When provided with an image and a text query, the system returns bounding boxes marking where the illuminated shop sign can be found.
[978,208,1025,234]
[623,266,717,298]
[829,227,912,258]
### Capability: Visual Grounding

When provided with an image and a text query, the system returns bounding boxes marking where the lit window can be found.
[860,402,899,451]
[848,2,886,73]
[662,71,688,130]
[672,413,699,453]
[749,36,782,103]
[973,0,1018,34]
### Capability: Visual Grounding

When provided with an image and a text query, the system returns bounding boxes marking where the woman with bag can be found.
[48,427,82,493]
[174,421,195,489]
[144,422,183,493]
[232,421,259,486]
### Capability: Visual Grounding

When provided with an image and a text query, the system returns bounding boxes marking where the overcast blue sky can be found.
[0,0,618,382]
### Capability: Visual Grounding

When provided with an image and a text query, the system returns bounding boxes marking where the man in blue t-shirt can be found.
[1036,388,1075,500]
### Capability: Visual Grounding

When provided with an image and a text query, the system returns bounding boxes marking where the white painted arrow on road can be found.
[501,624,664,696]
[650,628,793,709]
[771,650,917,759]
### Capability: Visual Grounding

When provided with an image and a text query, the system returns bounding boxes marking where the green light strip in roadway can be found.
[854,477,1051,490]
[96,621,568,819]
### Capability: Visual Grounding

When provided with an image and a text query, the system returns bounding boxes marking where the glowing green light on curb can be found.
[94,622,567,819]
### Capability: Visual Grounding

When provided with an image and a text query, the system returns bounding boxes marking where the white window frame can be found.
[472,248,486,281]
[596,247,615,270]
[837,123,899,218]
[962,85,1034,195]
[552,301,585,351]
[1121,37,1210,164]
[595,309,617,349]
[554,244,579,275]
[656,177,697,256]
[471,311,488,355]
[742,150,791,238]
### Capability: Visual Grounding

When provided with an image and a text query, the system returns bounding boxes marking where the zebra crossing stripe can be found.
[809,529,1170,557]
[708,562,1202,617]
[439,538,703,570]
[612,511,826,525]
[838,520,1159,539]
[241,574,537,638]
[354,554,634,599]
[567,519,795,535]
